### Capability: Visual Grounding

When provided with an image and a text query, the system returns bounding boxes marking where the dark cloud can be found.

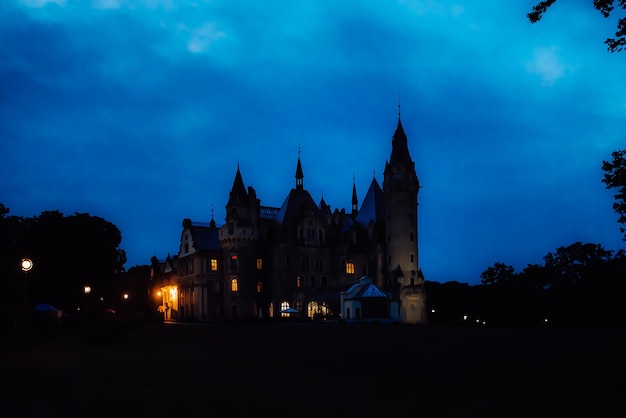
[1,1,625,284]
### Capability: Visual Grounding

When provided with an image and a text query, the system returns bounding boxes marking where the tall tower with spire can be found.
[219,164,262,319]
[382,103,427,324]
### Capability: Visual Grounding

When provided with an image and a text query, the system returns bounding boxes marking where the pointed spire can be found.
[319,189,328,209]
[295,144,304,190]
[394,93,407,143]
[209,204,216,227]
[398,93,401,118]
[228,164,247,206]
[389,100,410,165]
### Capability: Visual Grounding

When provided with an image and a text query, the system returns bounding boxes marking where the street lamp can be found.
[21,258,33,340]
[21,258,33,273]
[122,292,130,314]
[84,285,92,325]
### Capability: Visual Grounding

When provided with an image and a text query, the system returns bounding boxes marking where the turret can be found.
[220,165,259,248]
[295,146,304,190]
[382,108,426,325]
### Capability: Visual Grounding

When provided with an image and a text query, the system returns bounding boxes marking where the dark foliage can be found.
[528,0,626,52]
[431,242,626,327]
[0,205,131,340]
[602,149,626,241]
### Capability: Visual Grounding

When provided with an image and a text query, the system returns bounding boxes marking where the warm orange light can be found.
[21,258,33,272]
[156,291,162,297]
[123,293,129,300]
[84,285,92,294]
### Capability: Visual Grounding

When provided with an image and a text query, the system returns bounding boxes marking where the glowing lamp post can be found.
[21,258,33,339]
[122,292,129,313]
[84,285,92,325]
[21,258,33,272]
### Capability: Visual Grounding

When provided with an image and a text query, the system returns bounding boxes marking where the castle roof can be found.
[227,165,247,206]
[388,117,411,166]
[275,187,320,226]
[183,219,221,251]
[341,276,390,300]
[355,177,384,226]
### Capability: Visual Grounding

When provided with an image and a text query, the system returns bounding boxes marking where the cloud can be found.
[184,22,227,54]
[20,0,66,7]
[399,0,464,17]
[525,46,569,86]
[92,0,123,10]
[2,0,626,281]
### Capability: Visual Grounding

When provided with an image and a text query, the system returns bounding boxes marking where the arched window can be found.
[231,278,238,292]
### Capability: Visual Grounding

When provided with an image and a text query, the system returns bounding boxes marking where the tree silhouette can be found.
[480,262,515,286]
[528,0,626,52]
[602,149,626,241]
[0,206,127,313]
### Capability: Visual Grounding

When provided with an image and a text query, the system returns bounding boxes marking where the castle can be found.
[150,112,427,324]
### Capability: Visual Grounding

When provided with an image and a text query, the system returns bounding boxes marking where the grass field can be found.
[2,321,625,417]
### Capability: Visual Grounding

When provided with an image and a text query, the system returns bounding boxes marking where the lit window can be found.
[296,276,302,288]
[256,258,263,270]
[346,262,355,275]
[231,278,238,292]
[280,301,290,317]
[257,281,262,293]
[211,259,218,271]
[230,255,238,270]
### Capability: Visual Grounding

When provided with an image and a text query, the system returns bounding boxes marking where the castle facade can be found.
[150,114,427,324]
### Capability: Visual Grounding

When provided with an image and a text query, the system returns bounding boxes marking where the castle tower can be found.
[382,111,427,324]
[219,164,261,319]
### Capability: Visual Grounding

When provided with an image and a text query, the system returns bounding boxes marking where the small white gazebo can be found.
[340,276,400,323]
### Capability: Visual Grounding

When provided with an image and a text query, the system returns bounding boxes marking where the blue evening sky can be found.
[1,0,625,284]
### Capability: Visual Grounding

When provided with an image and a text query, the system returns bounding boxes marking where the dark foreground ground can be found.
[2,321,625,418]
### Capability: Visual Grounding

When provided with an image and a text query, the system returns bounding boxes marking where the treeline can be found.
[3,201,626,331]
[426,241,626,327]
[0,204,153,317]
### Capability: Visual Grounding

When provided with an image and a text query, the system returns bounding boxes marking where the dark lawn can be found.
[2,321,625,417]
